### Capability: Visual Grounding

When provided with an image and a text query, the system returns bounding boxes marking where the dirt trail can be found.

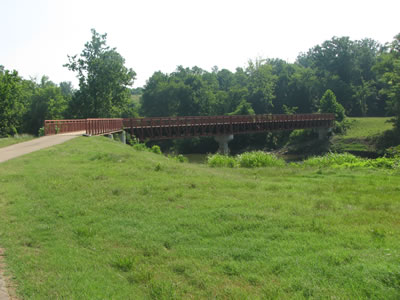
[0,131,85,299]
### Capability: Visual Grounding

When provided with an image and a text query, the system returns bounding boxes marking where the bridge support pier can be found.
[317,128,331,140]
[106,134,113,140]
[119,131,126,144]
[214,134,234,155]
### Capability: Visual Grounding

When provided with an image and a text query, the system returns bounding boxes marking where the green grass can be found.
[331,117,393,153]
[345,118,393,138]
[0,134,35,148]
[0,137,400,299]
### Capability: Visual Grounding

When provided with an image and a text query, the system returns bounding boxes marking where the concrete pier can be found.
[214,134,234,155]
[120,131,126,144]
[317,128,331,140]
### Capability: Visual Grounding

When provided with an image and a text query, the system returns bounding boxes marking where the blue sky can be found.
[1,0,399,87]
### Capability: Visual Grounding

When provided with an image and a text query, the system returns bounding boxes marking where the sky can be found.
[1,0,399,88]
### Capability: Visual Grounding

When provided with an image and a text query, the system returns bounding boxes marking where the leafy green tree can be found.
[351,80,377,116]
[319,89,345,122]
[59,81,74,99]
[319,89,346,134]
[141,72,186,117]
[25,76,68,134]
[297,37,382,116]
[287,65,321,113]
[0,68,24,136]
[246,59,277,114]
[228,100,255,115]
[65,29,136,118]
[141,67,217,117]
[375,34,400,129]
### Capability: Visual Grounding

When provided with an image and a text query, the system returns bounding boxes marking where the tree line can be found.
[1,30,399,143]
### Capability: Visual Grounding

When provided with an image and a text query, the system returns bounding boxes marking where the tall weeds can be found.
[207,151,400,170]
[207,151,285,168]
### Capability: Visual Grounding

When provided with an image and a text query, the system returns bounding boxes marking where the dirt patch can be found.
[0,248,18,300]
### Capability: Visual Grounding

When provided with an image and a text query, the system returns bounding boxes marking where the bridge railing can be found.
[44,118,124,136]
[44,119,87,135]
[123,113,335,128]
[86,118,124,136]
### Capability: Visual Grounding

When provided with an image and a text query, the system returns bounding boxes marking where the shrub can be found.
[38,127,45,137]
[172,154,188,163]
[385,145,400,158]
[151,145,162,155]
[237,151,285,168]
[207,152,284,168]
[132,143,148,151]
[367,157,399,169]
[207,154,237,168]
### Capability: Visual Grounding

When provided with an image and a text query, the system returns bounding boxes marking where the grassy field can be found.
[0,137,399,299]
[345,118,393,138]
[0,134,35,148]
[331,117,393,153]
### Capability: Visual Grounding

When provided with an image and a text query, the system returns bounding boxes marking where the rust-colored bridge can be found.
[44,114,335,140]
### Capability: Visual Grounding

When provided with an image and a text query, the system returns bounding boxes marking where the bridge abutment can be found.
[214,134,234,155]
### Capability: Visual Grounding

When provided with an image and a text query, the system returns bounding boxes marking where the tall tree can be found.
[65,29,136,118]
[297,36,382,116]
[0,67,24,136]
[25,76,67,134]
[246,59,277,114]
[319,89,345,122]
[375,34,400,129]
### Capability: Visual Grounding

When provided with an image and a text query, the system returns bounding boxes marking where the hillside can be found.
[0,137,399,299]
[331,117,393,155]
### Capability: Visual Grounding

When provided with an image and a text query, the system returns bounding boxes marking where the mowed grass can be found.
[0,137,400,299]
[0,134,35,148]
[331,117,393,153]
[345,117,393,139]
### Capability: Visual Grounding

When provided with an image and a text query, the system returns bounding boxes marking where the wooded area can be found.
[1,30,399,142]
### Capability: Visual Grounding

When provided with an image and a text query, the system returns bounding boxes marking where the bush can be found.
[207,154,237,168]
[173,154,188,163]
[237,151,285,168]
[385,145,400,158]
[38,127,45,137]
[207,152,285,168]
[132,143,148,151]
[167,154,188,163]
[150,145,162,155]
